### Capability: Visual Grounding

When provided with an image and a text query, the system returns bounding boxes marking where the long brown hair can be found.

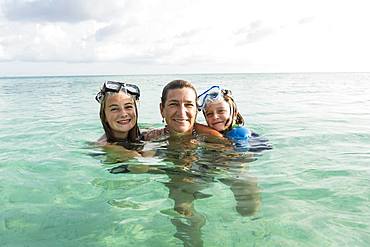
[99,91,141,143]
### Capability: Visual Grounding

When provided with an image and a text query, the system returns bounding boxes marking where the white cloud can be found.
[234,21,276,45]
[0,0,370,75]
[1,0,127,22]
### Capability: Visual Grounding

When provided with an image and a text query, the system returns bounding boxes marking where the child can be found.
[197,85,252,142]
[95,80,143,151]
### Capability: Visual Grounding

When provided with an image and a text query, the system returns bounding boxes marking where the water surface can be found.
[1,73,369,246]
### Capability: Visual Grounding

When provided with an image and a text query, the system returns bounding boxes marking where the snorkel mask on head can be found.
[95,80,140,103]
[197,85,232,111]
[198,85,237,132]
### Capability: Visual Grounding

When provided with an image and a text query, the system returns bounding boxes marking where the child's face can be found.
[204,100,232,132]
[104,91,137,139]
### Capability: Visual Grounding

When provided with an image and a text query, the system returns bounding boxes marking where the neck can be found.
[168,127,193,138]
[112,131,129,140]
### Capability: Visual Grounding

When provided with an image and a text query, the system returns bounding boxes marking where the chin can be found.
[117,125,134,132]
[176,129,190,133]
[211,125,224,132]
[174,126,191,133]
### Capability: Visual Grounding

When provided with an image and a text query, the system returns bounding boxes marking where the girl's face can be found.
[104,92,137,139]
[160,88,197,135]
[204,100,232,132]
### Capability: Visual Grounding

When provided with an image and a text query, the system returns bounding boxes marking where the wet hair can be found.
[161,79,198,105]
[99,91,141,144]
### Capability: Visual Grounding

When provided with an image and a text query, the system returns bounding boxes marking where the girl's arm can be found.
[194,123,224,138]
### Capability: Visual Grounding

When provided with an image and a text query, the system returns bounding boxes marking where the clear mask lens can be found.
[197,86,223,111]
[124,84,140,97]
[95,81,140,103]
[105,81,122,91]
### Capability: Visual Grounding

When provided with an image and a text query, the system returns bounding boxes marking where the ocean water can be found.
[0,73,369,246]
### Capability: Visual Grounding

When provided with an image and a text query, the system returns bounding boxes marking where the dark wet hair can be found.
[161,80,197,105]
[99,91,141,144]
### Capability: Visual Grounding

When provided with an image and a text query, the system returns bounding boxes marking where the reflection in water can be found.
[94,135,268,246]
[157,137,208,246]
[171,212,206,247]
[220,177,260,216]
[154,136,261,246]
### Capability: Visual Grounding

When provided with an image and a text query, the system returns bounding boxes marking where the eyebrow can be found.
[108,102,134,108]
[167,99,195,103]
[206,106,228,112]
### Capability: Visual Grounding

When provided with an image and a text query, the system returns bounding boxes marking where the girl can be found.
[95,80,143,149]
[197,85,252,142]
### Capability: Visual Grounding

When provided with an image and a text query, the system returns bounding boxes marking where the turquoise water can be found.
[1,73,369,246]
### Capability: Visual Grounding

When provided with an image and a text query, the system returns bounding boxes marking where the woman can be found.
[141,79,223,141]
[140,80,224,244]
[96,80,143,150]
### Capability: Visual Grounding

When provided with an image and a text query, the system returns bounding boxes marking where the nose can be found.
[178,104,187,116]
[119,108,128,116]
[212,112,219,119]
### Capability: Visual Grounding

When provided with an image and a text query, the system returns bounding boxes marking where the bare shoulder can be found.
[141,128,168,141]
[97,134,108,145]
[194,123,223,138]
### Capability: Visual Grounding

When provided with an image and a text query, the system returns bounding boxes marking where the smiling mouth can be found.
[117,119,131,125]
[174,119,189,124]
[212,121,224,125]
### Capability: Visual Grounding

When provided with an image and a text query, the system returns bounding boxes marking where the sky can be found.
[0,0,370,76]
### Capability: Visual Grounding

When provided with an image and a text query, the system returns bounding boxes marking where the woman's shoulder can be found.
[141,127,169,141]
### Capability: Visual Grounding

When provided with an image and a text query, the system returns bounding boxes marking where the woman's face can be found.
[204,100,232,132]
[104,92,137,139]
[160,88,197,135]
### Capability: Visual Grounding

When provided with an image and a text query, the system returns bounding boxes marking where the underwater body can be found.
[1,73,369,246]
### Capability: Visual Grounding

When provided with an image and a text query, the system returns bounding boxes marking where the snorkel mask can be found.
[198,85,237,132]
[95,80,140,103]
[197,85,232,111]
